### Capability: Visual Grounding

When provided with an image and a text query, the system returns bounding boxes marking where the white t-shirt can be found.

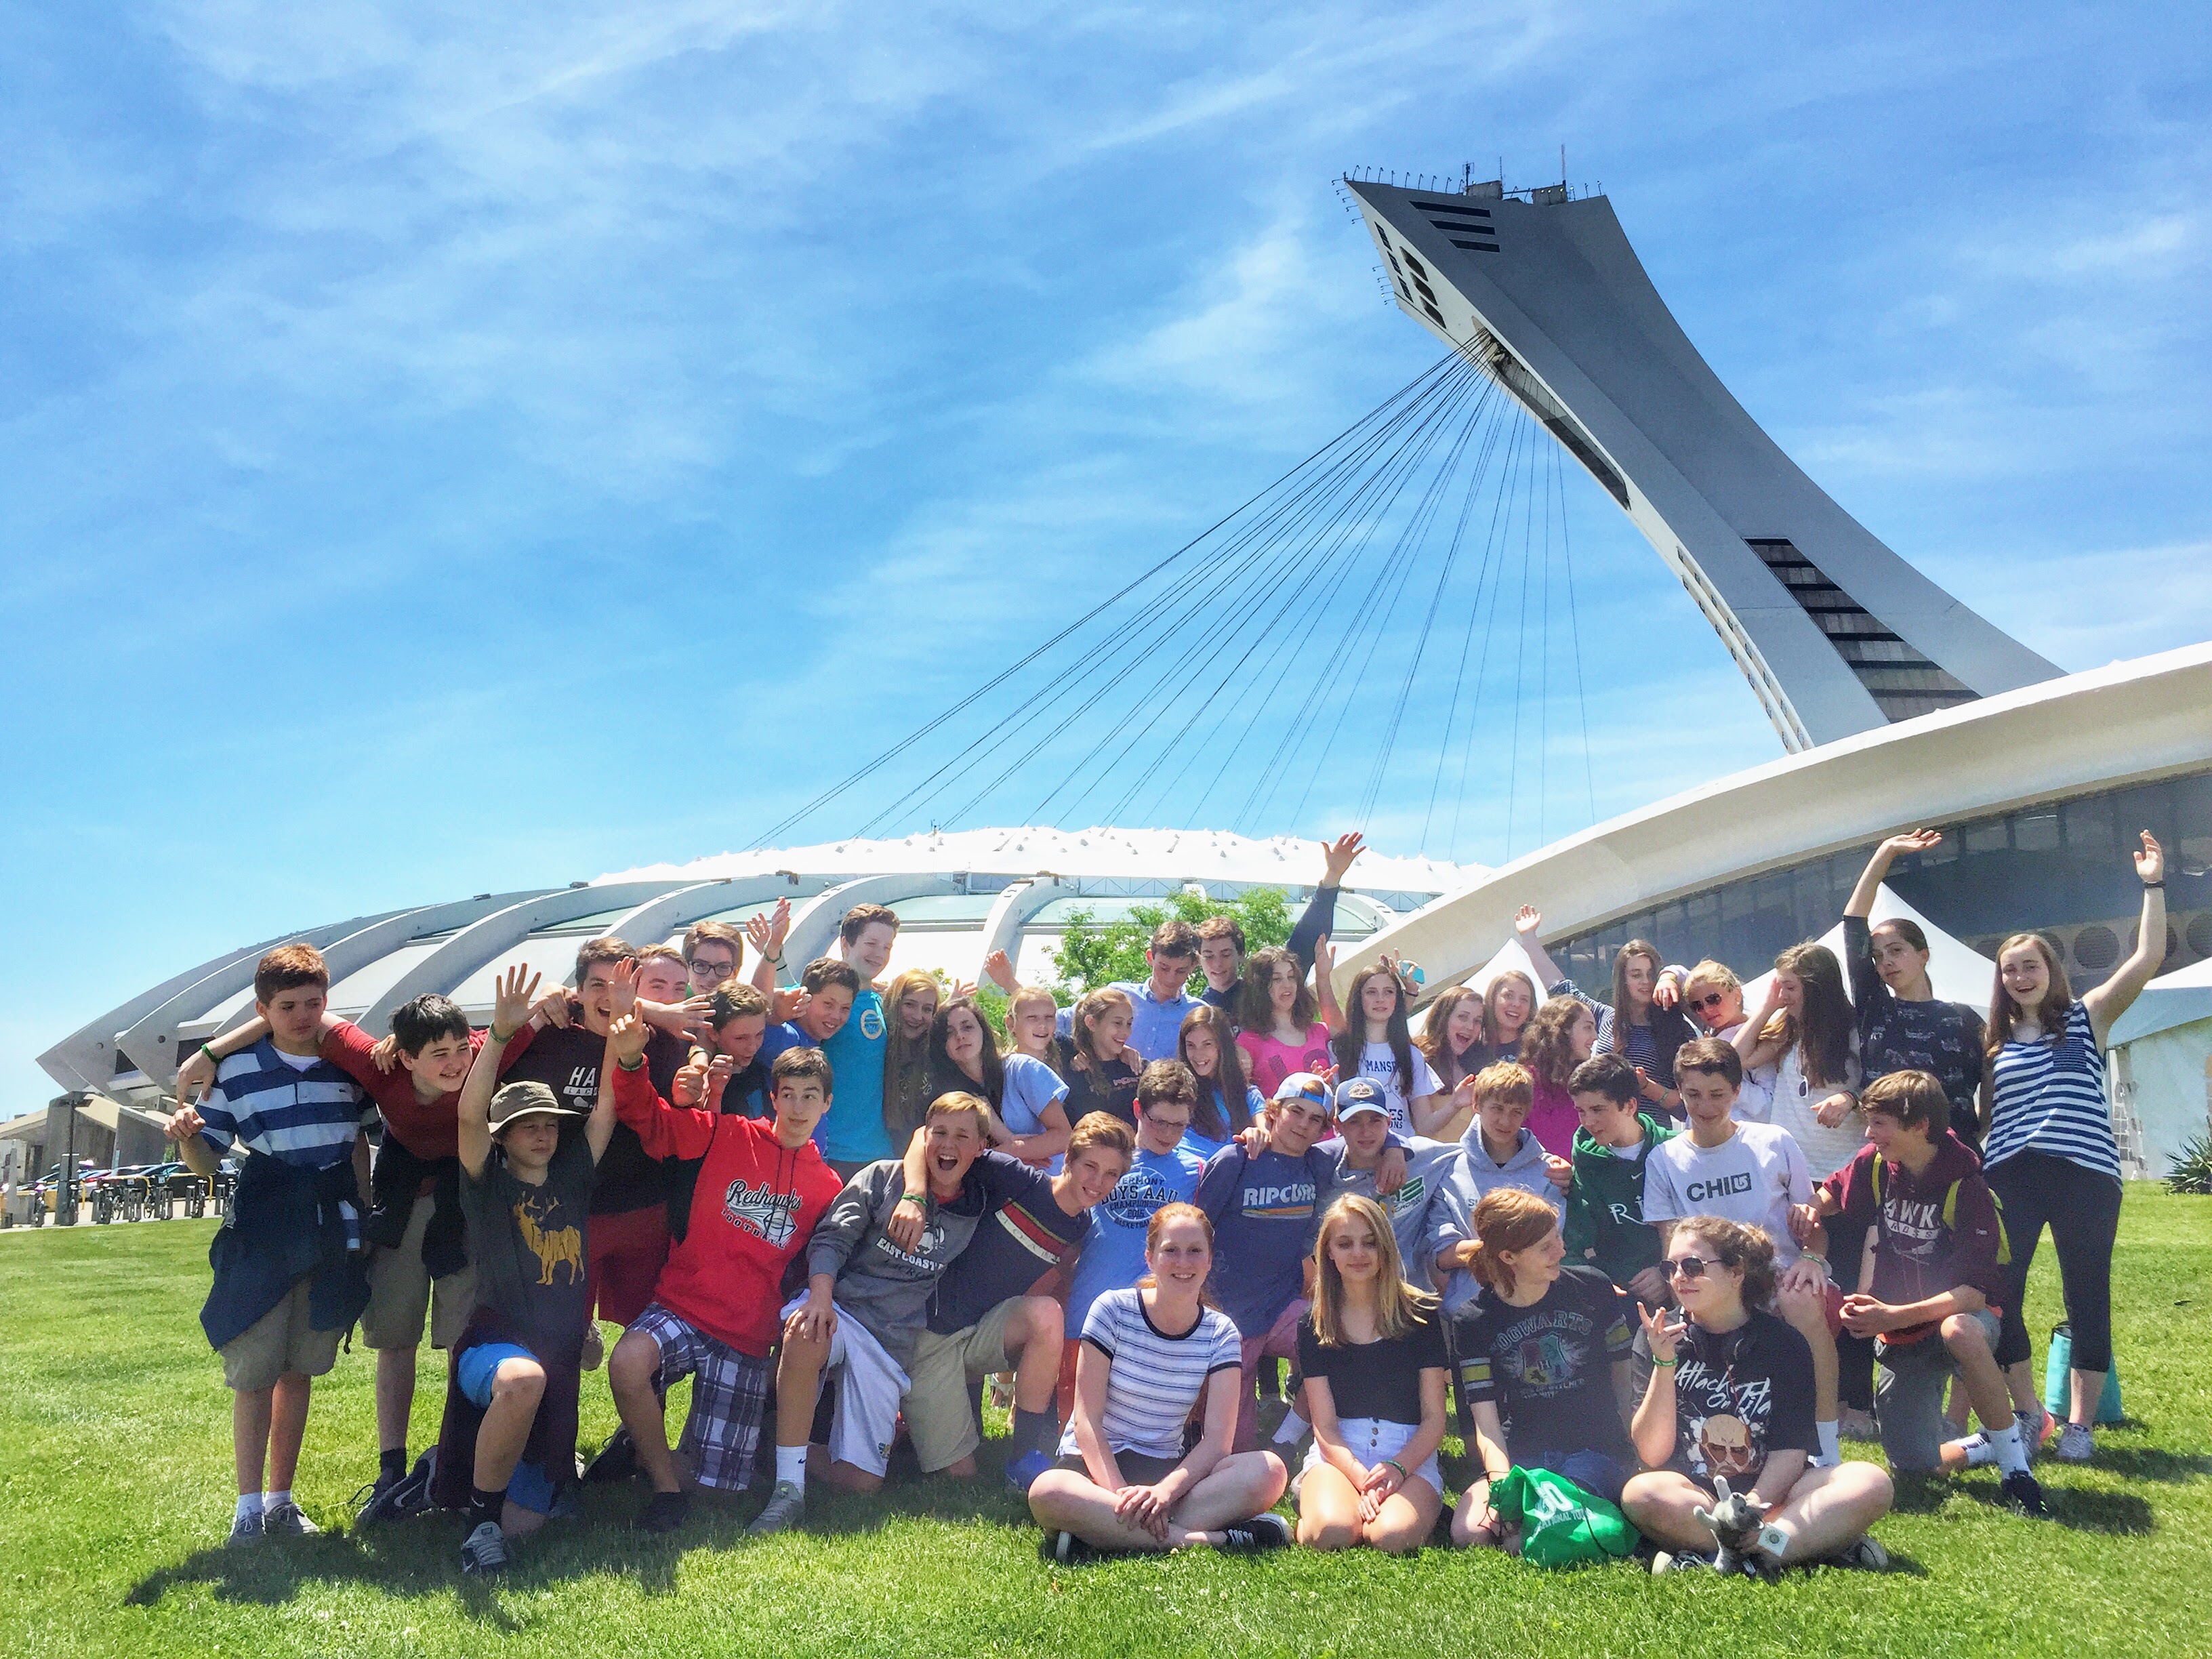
[1641,1122,1813,1267]
[1359,1042,1441,1135]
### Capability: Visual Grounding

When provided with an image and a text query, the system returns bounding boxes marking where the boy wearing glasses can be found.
[1641,1038,1845,1467]
[682,922,745,999]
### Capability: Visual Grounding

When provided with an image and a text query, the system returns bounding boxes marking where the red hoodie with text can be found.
[611,1061,842,1356]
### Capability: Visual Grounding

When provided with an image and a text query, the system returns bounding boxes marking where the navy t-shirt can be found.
[1194,1143,1332,1336]
[926,1156,1088,1335]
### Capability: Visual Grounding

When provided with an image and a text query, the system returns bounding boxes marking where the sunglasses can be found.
[1666,1255,1722,1280]
[1689,991,1729,1011]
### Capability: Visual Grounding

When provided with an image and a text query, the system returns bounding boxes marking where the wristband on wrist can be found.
[2143,880,2165,889]
[1382,1457,1408,1480]
[1481,1467,1509,1481]
[489,1026,516,1044]
[899,1191,926,1206]
[1653,1356,1679,1368]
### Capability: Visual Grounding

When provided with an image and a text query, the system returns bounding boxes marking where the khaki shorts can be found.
[361,1190,476,1351]
[219,1279,344,1393]
[904,1297,1022,1473]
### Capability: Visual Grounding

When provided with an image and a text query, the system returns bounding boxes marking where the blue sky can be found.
[5,1,2209,1120]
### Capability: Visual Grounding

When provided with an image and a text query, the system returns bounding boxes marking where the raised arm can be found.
[747,899,792,995]
[462,964,540,1179]
[1513,906,1572,993]
[174,1008,345,1105]
[1630,1302,1685,1467]
[1846,830,1943,921]
[1287,832,1363,970]
[2085,832,2169,1045]
[1313,935,1344,1035]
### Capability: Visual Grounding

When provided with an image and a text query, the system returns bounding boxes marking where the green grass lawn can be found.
[4,1188,2209,1658]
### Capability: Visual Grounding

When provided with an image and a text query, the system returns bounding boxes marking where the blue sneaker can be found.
[1005,1450,1054,1494]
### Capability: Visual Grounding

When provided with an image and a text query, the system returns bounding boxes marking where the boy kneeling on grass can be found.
[167,943,375,1548]
[1801,1069,2048,1517]
[432,966,617,1574]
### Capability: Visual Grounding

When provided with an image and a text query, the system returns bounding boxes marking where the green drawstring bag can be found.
[1488,1465,1642,1568]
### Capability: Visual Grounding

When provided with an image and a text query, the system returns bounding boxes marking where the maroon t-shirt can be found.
[1823,1131,2003,1338]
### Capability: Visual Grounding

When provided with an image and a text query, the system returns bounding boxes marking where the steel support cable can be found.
[746,351,1469,850]
[1553,440,1599,826]
[1040,360,1489,829]
[1145,376,1510,833]
[1505,418,1541,860]
[1353,374,1510,825]
[1000,358,1486,836]
[1449,407,1533,859]
[1200,369,1498,830]
[980,360,1489,831]
[1237,369,1494,827]
[858,356,1477,838]
[1538,432,1554,849]
[1278,387,1490,831]
[1115,369,1505,832]
[1416,390,1515,851]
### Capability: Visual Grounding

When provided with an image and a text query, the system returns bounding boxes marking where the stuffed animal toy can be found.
[1692,1477,1783,1580]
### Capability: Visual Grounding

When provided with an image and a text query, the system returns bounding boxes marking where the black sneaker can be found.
[634,1490,691,1534]
[1217,1512,1292,1553]
[2000,1469,2049,1519]
[583,1428,638,1484]
[1828,1534,1891,1572]
[1051,1529,1095,1564]
[360,1449,437,1524]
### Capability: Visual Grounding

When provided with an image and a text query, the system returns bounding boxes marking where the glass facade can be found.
[1551,769,2212,997]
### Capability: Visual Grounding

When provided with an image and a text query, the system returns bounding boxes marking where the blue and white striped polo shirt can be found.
[198,1039,374,1170]
[1986,1000,2121,1180]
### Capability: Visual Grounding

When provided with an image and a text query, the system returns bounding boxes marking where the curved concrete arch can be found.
[37,909,412,1096]
[359,881,681,1032]
[601,874,834,960]
[976,876,1076,979]
[1342,643,2212,1005]
[1347,180,2059,749]
[778,873,967,979]
[119,892,548,1083]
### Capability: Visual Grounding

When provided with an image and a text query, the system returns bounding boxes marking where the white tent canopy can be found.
[2108,957,2212,1178]
[1740,886,1995,1013]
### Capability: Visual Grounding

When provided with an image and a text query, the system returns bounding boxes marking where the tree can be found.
[1046,887,1294,998]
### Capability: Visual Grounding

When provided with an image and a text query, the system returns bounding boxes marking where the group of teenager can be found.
[163,821,2173,1578]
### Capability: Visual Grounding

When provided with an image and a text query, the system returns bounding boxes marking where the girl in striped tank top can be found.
[1979,831,2167,1467]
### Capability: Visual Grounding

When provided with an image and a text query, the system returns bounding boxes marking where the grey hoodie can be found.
[1331,1136,1462,1290]
[1428,1124,1565,1316]
[804,1158,989,1366]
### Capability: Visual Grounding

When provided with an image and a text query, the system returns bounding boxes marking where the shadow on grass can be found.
[2088,1446,2212,1483]
[123,1467,1046,1618]
[2050,1486,2158,1535]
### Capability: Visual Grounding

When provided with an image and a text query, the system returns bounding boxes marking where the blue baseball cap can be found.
[1271,1071,1331,1109]
[1332,1077,1388,1119]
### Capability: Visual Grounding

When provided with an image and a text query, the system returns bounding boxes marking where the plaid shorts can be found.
[630,1303,771,1491]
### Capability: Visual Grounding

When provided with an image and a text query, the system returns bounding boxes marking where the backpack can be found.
[1870,1158,2011,1266]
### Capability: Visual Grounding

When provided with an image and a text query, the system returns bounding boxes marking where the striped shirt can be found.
[926,1160,1088,1335]
[1986,1000,2120,1179]
[1061,1288,1241,1462]
[198,1040,373,1170]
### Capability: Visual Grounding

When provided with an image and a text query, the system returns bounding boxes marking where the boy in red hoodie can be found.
[1804,1070,2046,1517]
[606,1013,842,1532]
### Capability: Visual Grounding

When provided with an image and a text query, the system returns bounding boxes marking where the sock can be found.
[1010,1408,1057,1460]
[266,1487,293,1513]
[775,1445,808,1492]
[1987,1422,2029,1477]
[234,1492,264,1523]
[469,1483,507,1530]
[380,1446,407,1481]
[1273,1409,1309,1446]
[1814,1421,1841,1467]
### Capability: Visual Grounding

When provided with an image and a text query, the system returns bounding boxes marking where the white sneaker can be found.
[2054,1422,2095,1464]
[460,1519,511,1574]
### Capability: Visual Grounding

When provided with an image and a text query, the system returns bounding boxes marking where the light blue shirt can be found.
[815,989,890,1166]
[1066,1144,1206,1333]
[1057,979,1200,1068]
